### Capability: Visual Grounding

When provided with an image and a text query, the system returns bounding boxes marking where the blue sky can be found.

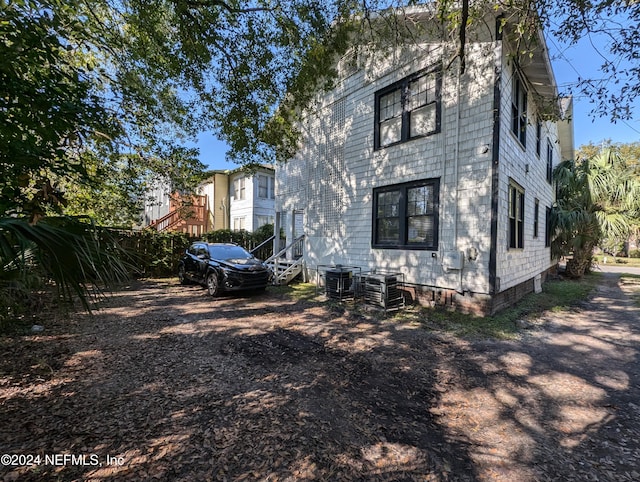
[197,28,639,171]
[547,27,640,149]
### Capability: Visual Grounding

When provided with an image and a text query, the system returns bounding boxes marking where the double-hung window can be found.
[508,181,525,249]
[372,179,439,250]
[511,71,527,147]
[545,207,552,248]
[233,217,245,231]
[257,174,275,199]
[533,198,539,238]
[233,178,245,200]
[375,67,441,149]
[258,175,268,199]
[546,140,553,183]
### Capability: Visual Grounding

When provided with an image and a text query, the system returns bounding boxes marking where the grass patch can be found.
[593,254,640,267]
[269,282,319,302]
[394,273,601,340]
[272,275,601,340]
[619,274,640,306]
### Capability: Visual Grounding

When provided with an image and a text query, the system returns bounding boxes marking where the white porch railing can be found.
[265,234,305,285]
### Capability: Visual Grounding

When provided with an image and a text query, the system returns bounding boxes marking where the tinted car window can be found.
[208,244,253,260]
[188,245,197,255]
[196,246,208,257]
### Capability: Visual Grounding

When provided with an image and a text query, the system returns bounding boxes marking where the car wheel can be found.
[178,265,188,285]
[206,272,220,297]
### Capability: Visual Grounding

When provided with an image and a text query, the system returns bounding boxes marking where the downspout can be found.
[488,15,504,297]
[453,57,462,292]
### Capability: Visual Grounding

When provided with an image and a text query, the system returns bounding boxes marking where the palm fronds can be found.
[551,148,640,277]
[0,217,132,319]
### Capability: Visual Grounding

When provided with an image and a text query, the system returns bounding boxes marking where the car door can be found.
[194,244,210,283]
[183,244,200,280]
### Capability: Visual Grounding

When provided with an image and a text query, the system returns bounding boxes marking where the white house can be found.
[275,9,574,314]
[229,165,276,232]
[142,166,276,235]
[143,177,171,227]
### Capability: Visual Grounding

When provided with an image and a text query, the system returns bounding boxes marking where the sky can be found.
[546,27,640,150]
[196,23,640,171]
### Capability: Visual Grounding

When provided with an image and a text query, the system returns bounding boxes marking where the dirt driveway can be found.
[1,274,639,481]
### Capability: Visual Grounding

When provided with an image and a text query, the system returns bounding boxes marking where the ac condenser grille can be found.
[363,273,404,311]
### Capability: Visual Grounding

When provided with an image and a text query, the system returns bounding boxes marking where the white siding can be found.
[230,168,275,232]
[494,51,558,292]
[276,17,566,298]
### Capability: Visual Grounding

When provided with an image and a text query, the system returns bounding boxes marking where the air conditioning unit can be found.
[325,267,354,301]
[363,273,404,311]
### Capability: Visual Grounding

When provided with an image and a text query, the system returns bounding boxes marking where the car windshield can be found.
[208,244,253,260]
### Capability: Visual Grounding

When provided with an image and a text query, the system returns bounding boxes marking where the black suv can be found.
[178,242,272,296]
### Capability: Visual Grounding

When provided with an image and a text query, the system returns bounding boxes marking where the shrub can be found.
[118,225,279,278]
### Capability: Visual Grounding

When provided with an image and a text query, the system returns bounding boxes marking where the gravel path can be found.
[437,272,640,481]
[1,274,639,481]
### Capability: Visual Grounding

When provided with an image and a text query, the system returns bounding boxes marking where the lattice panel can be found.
[309,98,346,237]
[277,154,308,201]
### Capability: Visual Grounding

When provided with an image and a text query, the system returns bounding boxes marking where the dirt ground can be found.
[1,273,639,481]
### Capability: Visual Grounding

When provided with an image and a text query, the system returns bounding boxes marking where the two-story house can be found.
[143,166,276,235]
[275,9,574,313]
[229,166,276,232]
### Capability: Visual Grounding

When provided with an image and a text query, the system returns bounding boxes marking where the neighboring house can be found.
[275,8,574,314]
[143,166,276,235]
[197,170,231,231]
[143,177,171,227]
[229,166,276,232]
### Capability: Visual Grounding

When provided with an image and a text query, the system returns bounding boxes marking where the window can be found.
[258,175,268,198]
[533,198,539,238]
[546,140,553,183]
[256,215,274,228]
[233,217,245,231]
[233,178,245,200]
[508,181,525,249]
[536,119,542,157]
[511,72,527,147]
[545,206,552,247]
[257,174,275,199]
[374,67,441,149]
[372,179,439,249]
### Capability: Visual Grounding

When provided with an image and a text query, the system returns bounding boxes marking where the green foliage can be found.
[0,1,119,220]
[0,217,132,330]
[118,229,191,278]
[551,147,640,278]
[3,0,640,225]
[0,0,205,224]
[122,225,277,278]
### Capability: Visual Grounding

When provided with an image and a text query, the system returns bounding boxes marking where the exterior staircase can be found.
[150,194,209,236]
[260,234,305,285]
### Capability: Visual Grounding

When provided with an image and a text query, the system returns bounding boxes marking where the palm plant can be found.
[0,217,132,326]
[551,148,640,278]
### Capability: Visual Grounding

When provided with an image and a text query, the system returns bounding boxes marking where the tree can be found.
[0,1,116,220]
[4,1,640,217]
[0,0,206,224]
[551,147,640,278]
